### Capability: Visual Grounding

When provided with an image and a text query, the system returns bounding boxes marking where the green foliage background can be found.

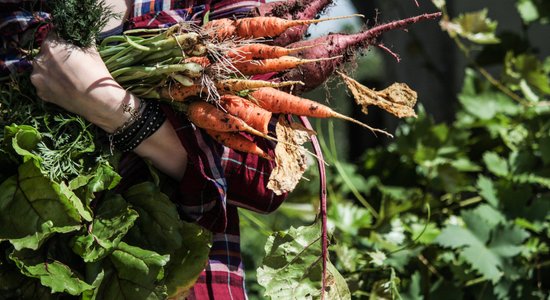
[242,1,550,299]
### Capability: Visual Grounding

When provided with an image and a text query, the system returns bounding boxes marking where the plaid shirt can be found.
[1,1,287,299]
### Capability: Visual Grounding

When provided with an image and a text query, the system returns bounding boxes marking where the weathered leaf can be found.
[0,161,83,249]
[268,117,314,195]
[72,194,138,262]
[257,223,351,299]
[10,249,94,296]
[340,72,417,118]
[442,9,500,44]
[96,242,169,300]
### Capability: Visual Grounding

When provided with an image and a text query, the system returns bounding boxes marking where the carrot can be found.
[216,79,303,93]
[254,0,337,46]
[160,83,203,101]
[160,80,303,101]
[205,130,272,160]
[250,88,393,137]
[206,15,360,40]
[220,95,272,134]
[184,56,211,67]
[233,56,339,76]
[187,101,274,139]
[227,44,314,61]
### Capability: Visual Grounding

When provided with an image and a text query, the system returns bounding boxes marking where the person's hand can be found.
[30,35,138,133]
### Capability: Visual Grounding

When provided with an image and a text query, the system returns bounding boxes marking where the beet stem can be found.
[299,116,328,300]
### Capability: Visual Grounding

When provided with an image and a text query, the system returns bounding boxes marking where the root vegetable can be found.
[255,0,336,46]
[206,15,360,40]
[232,56,339,76]
[281,12,442,93]
[250,88,393,137]
[227,44,314,61]
[205,130,272,160]
[219,95,272,134]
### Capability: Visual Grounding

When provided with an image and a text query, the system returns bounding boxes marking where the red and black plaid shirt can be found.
[0,1,288,299]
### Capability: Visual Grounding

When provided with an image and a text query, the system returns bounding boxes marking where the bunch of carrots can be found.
[97,3,440,298]
[98,10,441,159]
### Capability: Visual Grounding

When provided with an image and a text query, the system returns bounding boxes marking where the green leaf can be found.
[10,249,94,296]
[0,161,83,249]
[96,242,169,300]
[123,182,185,253]
[3,125,42,162]
[435,209,529,283]
[503,52,550,100]
[516,0,550,24]
[402,271,422,300]
[163,222,211,298]
[257,223,351,299]
[443,9,501,44]
[477,175,499,206]
[483,152,509,177]
[72,194,138,262]
[328,202,372,236]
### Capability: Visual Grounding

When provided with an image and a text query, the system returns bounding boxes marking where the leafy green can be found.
[10,249,94,295]
[72,194,138,262]
[435,209,528,283]
[257,223,351,299]
[95,242,169,300]
[443,9,501,44]
[516,0,550,24]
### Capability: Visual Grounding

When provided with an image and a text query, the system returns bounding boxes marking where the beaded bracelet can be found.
[109,100,166,152]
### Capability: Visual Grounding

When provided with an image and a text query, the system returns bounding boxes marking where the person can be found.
[0,0,288,298]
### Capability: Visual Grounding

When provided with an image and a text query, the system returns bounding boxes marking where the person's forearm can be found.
[133,119,188,180]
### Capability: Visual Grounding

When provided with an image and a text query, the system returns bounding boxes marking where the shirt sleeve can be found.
[0,1,51,76]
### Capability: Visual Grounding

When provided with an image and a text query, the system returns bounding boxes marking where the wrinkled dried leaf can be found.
[267,117,315,195]
[340,72,418,118]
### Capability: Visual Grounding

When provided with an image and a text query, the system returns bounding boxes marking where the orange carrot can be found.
[216,79,303,93]
[227,44,314,61]
[250,88,393,137]
[205,15,361,39]
[220,95,272,134]
[187,101,268,138]
[233,56,339,75]
[184,56,211,67]
[205,130,272,160]
[160,84,203,101]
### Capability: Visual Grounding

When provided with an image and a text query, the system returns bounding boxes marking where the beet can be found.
[280,12,442,94]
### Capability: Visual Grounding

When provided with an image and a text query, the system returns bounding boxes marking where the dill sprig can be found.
[50,0,117,47]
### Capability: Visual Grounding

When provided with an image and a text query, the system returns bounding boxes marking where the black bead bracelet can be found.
[109,100,166,153]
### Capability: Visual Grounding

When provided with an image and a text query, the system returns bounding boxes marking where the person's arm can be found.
[30,35,188,179]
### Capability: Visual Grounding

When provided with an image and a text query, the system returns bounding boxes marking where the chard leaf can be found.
[10,249,94,296]
[96,242,169,300]
[123,182,185,253]
[0,161,84,248]
[72,194,138,262]
[164,223,211,298]
[257,223,351,299]
[3,124,42,162]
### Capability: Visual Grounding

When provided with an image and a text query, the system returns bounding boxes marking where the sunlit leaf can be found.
[442,9,500,44]
[257,223,351,299]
